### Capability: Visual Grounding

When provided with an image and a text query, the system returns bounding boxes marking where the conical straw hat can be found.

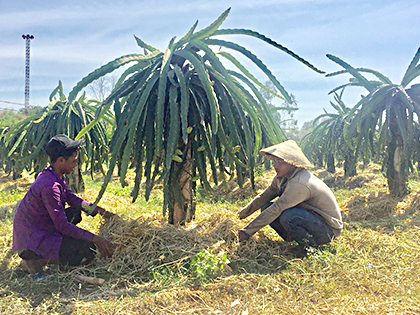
[260,140,314,169]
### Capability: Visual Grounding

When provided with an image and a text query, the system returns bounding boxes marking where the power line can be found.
[0,99,41,109]
[0,99,25,106]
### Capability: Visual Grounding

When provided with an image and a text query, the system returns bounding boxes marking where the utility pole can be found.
[22,34,34,110]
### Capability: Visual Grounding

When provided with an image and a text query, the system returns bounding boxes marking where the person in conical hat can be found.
[237,140,342,253]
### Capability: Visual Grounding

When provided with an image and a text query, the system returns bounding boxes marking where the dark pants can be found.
[262,203,334,247]
[19,206,96,266]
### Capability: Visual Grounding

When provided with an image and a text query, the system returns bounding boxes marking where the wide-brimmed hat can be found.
[260,140,314,169]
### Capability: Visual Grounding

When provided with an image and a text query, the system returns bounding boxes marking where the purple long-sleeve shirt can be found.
[12,166,99,259]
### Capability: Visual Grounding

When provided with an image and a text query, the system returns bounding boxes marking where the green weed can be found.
[190,250,229,283]
[152,250,230,287]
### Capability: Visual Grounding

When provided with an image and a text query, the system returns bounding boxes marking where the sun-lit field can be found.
[0,164,419,314]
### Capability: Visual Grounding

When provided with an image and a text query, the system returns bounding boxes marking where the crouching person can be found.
[237,140,342,252]
[12,134,114,279]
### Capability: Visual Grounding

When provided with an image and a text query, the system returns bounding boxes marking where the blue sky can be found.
[1,0,419,126]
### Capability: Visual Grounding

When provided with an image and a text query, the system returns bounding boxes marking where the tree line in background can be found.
[1,8,420,225]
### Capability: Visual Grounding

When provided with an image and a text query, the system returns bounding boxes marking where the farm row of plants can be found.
[1,7,420,224]
[0,8,317,224]
[0,7,420,314]
[302,50,420,198]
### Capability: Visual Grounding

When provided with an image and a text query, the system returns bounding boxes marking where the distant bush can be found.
[0,110,25,128]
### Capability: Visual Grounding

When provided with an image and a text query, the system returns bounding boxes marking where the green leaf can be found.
[356,68,392,84]
[217,51,283,100]
[210,69,262,155]
[68,52,161,103]
[121,71,160,183]
[171,155,183,163]
[327,67,392,84]
[174,49,219,133]
[174,65,190,143]
[165,86,181,172]
[228,70,285,142]
[401,47,420,87]
[75,60,160,140]
[212,28,325,74]
[173,20,199,49]
[327,82,363,95]
[326,54,376,92]
[155,43,174,158]
[134,35,160,53]
[188,7,231,42]
[204,38,292,103]
[7,130,27,157]
[114,61,154,88]
[49,80,66,102]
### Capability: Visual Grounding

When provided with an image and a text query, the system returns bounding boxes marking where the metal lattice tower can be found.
[22,34,34,108]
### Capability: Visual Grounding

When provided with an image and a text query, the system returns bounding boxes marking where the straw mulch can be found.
[339,167,420,222]
[39,208,299,304]
[0,171,33,193]
[89,209,293,286]
[343,191,398,221]
[2,165,420,314]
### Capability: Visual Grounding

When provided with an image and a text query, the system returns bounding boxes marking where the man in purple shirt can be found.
[13,134,114,277]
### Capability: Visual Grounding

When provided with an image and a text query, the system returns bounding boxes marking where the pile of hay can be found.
[48,201,297,300]
[93,208,293,284]
[97,212,236,282]
[343,192,397,221]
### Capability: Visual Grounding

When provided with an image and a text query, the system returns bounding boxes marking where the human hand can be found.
[97,206,116,219]
[92,235,114,258]
[102,210,115,219]
[238,230,250,242]
[237,207,250,220]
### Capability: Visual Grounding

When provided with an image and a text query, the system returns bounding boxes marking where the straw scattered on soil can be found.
[1,164,420,314]
[343,191,397,221]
